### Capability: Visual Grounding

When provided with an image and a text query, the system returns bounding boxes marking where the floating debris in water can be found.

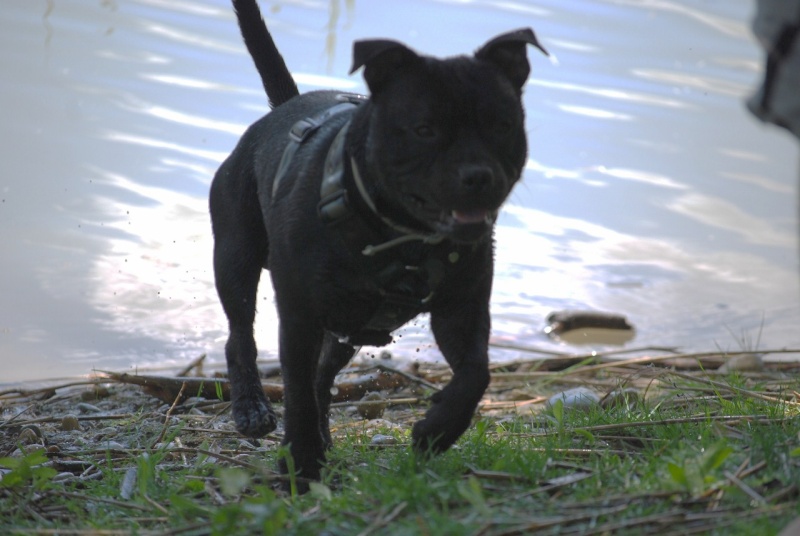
[544,310,635,345]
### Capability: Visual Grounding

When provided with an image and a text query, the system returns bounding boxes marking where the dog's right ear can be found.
[350,39,421,93]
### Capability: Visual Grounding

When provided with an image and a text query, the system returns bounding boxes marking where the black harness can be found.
[272,95,459,346]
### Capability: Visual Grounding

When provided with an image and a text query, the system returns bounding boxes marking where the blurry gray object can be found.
[747,0,800,140]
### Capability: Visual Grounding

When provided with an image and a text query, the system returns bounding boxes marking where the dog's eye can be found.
[414,124,436,139]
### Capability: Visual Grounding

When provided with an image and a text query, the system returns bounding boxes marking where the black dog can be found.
[210,0,547,488]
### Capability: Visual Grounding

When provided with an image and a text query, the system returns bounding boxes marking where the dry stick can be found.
[667,370,800,406]
[489,341,679,358]
[469,468,531,482]
[513,414,784,437]
[485,470,595,506]
[514,447,632,457]
[491,505,630,536]
[554,490,678,509]
[5,414,135,427]
[329,397,420,409]
[150,381,188,449]
[552,349,800,377]
[479,397,548,411]
[0,379,107,399]
[0,404,35,428]
[730,458,751,498]
[765,483,798,503]
[724,471,766,504]
[177,426,241,436]
[373,363,441,391]
[204,479,226,505]
[686,503,795,522]
[488,354,685,381]
[142,494,170,515]
[592,345,681,356]
[158,522,214,536]
[176,353,206,377]
[488,341,569,356]
[23,504,50,527]
[176,446,264,471]
[51,490,150,512]
[12,531,136,536]
[739,460,767,480]
[356,501,408,536]
[708,456,747,511]
[562,507,689,536]
[51,446,268,473]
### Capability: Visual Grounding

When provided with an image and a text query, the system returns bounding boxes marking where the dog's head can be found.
[350,29,547,243]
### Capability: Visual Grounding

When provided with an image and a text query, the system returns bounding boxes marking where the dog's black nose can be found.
[459,165,494,193]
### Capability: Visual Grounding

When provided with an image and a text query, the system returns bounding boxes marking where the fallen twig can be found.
[101,368,411,406]
[666,370,800,406]
[508,414,787,438]
[176,354,207,377]
[150,381,189,449]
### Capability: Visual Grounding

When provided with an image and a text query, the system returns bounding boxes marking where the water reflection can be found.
[667,194,795,248]
[631,69,750,98]
[529,79,689,109]
[492,204,798,352]
[593,166,688,190]
[604,0,748,38]
[557,104,633,121]
[1,0,798,383]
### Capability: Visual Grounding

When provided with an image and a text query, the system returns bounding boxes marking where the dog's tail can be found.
[232,0,300,108]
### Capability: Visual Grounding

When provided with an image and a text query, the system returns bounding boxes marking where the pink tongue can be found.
[451,209,488,224]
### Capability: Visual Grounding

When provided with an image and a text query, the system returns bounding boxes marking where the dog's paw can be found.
[411,399,476,456]
[411,417,458,455]
[232,393,278,438]
[277,444,325,495]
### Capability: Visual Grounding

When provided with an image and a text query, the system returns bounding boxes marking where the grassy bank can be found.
[1,349,799,535]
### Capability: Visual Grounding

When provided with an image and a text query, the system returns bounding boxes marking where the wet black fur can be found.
[210,0,546,490]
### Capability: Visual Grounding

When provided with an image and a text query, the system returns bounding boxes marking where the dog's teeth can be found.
[451,209,488,224]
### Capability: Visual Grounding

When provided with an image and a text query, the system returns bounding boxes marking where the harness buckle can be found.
[289,118,316,143]
[318,189,351,223]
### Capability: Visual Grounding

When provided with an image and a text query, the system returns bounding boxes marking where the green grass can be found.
[1,361,799,535]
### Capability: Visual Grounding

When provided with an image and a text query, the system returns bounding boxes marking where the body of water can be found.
[1,0,798,383]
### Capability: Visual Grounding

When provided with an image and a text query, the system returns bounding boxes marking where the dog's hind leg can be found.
[315,333,358,449]
[210,168,277,439]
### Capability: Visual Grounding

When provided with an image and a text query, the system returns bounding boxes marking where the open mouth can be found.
[405,193,497,235]
[433,208,497,237]
[450,209,491,225]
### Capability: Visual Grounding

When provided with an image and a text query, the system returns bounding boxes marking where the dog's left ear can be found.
[350,39,422,93]
[475,28,549,90]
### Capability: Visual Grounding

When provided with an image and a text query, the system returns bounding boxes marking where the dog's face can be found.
[351,30,547,243]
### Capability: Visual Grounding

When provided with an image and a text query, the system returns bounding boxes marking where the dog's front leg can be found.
[412,295,491,454]
[315,333,358,449]
[277,320,326,488]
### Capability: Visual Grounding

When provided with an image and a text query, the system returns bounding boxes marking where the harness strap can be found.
[272,96,461,346]
[318,125,446,256]
[272,95,365,198]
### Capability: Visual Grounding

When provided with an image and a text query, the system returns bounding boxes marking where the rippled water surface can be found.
[2,0,798,382]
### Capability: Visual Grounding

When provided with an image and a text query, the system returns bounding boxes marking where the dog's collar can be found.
[318,121,446,256]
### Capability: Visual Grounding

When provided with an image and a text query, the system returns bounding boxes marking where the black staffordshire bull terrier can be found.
[210,0,547,489]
